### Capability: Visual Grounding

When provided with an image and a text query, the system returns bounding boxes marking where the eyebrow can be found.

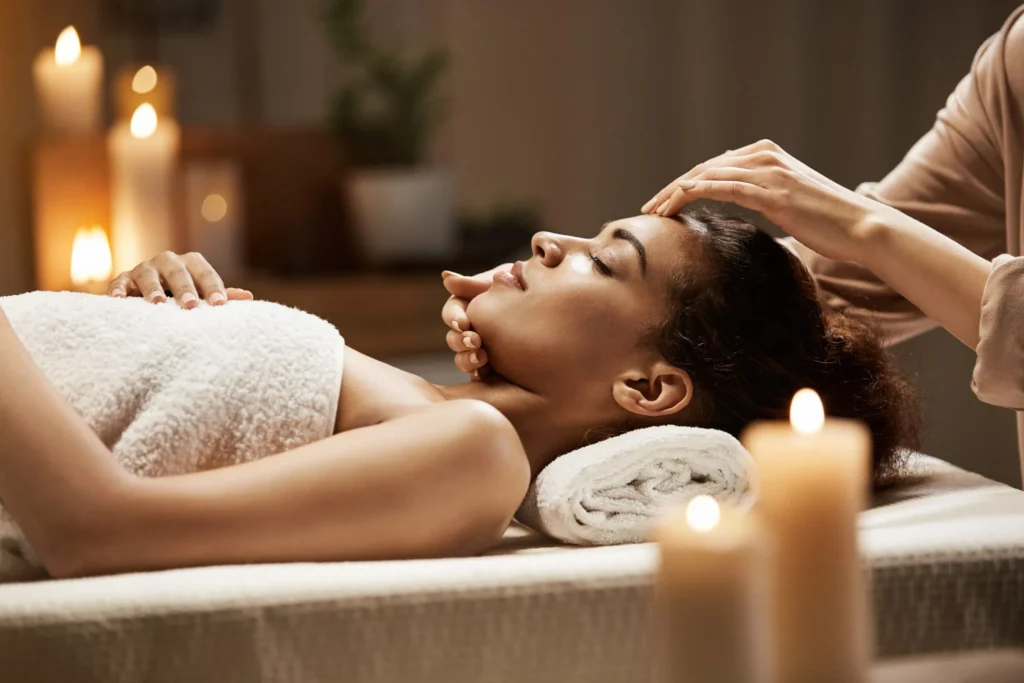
[601,224,648,275]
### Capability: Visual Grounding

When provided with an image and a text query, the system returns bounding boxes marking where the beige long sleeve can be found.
[789,6,1024,410]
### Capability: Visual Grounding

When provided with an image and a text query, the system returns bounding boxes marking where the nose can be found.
[531,231,574,267]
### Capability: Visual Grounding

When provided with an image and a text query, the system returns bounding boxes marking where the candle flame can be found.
[201,194,228,223]
[790,388,825,435]
[130,103,158,139]
[55,26,82,66]
[685,495,721,533]
[70,226,112,286]
[132,65,159,94]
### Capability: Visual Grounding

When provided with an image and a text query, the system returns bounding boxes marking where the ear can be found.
[611,361,694,418]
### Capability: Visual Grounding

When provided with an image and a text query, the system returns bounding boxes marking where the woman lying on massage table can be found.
[0,206,917,579]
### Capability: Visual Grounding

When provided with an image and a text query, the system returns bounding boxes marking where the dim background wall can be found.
[0,0,1020,486]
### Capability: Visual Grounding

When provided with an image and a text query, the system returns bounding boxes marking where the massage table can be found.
[1,455,1022,682]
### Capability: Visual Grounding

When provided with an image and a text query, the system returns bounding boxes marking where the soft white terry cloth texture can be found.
[516,425,757,545]
[0,291,345,580]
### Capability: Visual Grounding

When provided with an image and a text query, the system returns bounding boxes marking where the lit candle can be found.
[70,225,113,294]
[741,389,872,683]
[108,103,181,273]
[183,160,245,280]
[32,26,104,135]
[113,63,177,121]
[653,495,773,683]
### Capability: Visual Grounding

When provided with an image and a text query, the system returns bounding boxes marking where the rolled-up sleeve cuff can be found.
[972,254,1024,409]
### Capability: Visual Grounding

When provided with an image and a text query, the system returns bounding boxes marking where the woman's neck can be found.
[437,379,593,479]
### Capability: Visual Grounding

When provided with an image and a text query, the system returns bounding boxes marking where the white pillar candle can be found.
[653,495,773,683]
[70,225,113,294]
[33,26,104,135]
[183,160,245,280]
[741,389,872,683]
[108,104,181,273]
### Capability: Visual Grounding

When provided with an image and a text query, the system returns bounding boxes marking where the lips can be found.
[511,261,528,290]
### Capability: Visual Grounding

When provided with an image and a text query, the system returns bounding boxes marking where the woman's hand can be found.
[107,251,253,309]
[441,264,511,380]
[641,139,888,263]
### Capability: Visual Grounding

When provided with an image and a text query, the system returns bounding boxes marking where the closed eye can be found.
[590,252,613,276]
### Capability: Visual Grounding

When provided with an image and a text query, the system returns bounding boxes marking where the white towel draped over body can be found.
[0,291,345,581]
[516,426,758,545]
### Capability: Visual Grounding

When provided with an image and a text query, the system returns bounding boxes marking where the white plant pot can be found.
[346,168,456,264]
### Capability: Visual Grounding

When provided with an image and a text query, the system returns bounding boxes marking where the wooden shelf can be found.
[236,272,450,358]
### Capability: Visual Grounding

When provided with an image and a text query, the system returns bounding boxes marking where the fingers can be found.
[446,328,483,353]
[656,176,772,216]
[442,271,493,300]
[442,295,471,333]
[181,252,228,305]
[151,251,200,309]
[641,139,787,213]
[107,272,133,298]
[455,348,488,375]
[129,262,167,303]
[226,287,254,301]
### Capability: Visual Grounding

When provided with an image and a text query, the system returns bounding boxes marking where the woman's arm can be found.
[643,139,993,349]
[0,306,529,577]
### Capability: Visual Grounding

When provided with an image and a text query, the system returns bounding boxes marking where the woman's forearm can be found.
[0,307,135,573]
[855,206,992,350]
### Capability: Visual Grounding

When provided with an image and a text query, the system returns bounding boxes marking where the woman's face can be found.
[468,214,696,414]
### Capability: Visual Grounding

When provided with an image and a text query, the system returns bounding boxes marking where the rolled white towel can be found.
[515,426,757,545]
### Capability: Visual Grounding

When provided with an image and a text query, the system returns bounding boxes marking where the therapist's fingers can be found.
[657,176,772,217]
[446,329,483,354]
[641,139,788,213]
[656,166,769,215]
[442,296,472,333]
[152,251,199,309]
[455,348,489,374]
[130,262,167,303]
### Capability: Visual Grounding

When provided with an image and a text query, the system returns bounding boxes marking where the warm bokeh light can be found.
[130,103,158,139]
[790,388,825,435]
[132,65,158,94]
[54,26,82,66]
[201,194,228,223]
[685,495,721,533]
[70,226,112,285]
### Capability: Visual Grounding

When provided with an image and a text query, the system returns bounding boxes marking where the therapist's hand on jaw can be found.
[641,138,890,264]
[107,251,254,309]
[441,264,511,380]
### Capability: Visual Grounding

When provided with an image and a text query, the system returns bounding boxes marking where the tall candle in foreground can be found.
[654,496,773,683]
[109,103,181,273]
[33,26,104,135]
[742,389,872,683]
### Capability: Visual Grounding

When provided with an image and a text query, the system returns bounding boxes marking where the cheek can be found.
[467,284,640,387]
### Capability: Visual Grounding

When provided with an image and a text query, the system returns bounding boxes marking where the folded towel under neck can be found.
[515,425,757,545]
[0,291,345,581]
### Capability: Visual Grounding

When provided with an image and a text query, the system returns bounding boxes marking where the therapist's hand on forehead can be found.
[640,138,887,264]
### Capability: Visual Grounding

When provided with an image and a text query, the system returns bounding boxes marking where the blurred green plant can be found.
[321,0,448,167]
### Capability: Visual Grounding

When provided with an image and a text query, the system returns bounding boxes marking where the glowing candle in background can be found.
[114,63,177,121]
[653,495,773,683]
[32,26,104,135]
[108,103,181,273]
[70,226,113,292]
[742,389,872,683]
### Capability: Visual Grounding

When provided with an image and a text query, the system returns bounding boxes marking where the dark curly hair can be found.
[657,206,920,485]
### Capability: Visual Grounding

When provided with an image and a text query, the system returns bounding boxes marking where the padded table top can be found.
[2,455,1023,683]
